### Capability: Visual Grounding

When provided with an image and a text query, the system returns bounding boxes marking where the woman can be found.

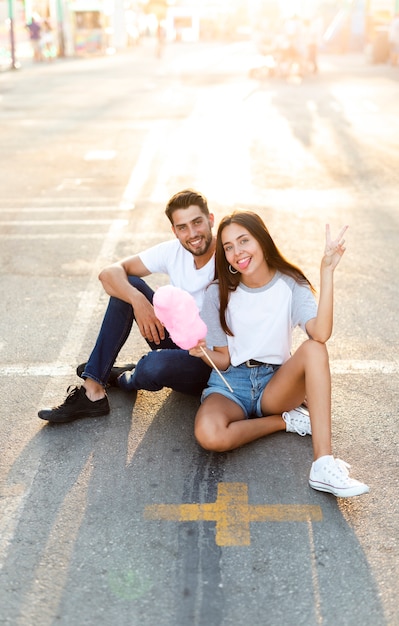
[189,211,369,498]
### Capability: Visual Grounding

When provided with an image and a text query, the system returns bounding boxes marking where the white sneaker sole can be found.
[309,479,370,498]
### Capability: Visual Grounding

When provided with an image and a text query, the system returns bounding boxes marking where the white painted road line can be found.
[0,360,397,377]
[0,232,162,241]
[119,121,167,210]
[330,360,399,374]
[0,206,123,213]
[0,219,128,226]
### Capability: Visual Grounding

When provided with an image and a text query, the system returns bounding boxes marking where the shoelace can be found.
[293,416,309,436]
[334,459,351,475]
[64,385,80,404]
[282,412,309,436]
[325,458,354,485]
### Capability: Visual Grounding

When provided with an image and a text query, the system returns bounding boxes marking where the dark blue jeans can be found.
[82,276,211,396]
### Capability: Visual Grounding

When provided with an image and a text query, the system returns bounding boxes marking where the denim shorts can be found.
[201,362,280,418]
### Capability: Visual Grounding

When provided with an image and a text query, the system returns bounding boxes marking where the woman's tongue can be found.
[237,257,251,270]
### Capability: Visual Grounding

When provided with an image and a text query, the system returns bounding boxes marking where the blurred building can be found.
[321,0,398,57]
[0,0,147,64]
[0,0,256,65]
[2,0,398,67]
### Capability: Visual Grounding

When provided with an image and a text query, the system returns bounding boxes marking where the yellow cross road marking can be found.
[144,482,323,546]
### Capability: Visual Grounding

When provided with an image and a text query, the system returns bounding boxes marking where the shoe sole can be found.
[38,408,110,424]
[309,480,370,498]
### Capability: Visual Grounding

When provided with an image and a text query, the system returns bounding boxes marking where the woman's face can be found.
[221,222,267,282]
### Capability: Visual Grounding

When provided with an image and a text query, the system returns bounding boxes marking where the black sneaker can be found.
[38,385,110,423]
[76,363,136,387]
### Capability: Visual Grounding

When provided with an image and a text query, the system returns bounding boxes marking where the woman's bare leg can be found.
[194,394,285,452]
[194,340,332,455]
[261,339,332,460]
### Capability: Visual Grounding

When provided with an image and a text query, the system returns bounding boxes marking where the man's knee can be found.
[127,276,154,301]
[141,350,210,394]
[132,353,165,391]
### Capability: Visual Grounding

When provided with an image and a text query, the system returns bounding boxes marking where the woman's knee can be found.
[194,416,229,452]
[300,338,329,365]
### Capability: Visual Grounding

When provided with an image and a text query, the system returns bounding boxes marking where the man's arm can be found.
[99,255,150,300]
[98,255,166,344]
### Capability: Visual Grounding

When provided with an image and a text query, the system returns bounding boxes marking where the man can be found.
[26,17,43,62]
[38,189,215,423]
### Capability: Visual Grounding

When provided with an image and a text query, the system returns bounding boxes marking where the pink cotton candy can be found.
[153,285,207,350]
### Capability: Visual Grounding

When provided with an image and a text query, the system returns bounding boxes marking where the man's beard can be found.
[184,232,213,257]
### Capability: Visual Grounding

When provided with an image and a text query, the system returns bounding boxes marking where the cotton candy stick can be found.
[199,346,233,393]
[153,285,233,392]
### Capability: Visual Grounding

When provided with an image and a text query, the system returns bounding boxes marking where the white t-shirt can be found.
[201,271,318,366]
[139,239,215,311]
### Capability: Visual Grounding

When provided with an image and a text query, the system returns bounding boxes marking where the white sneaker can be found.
[309,456,370,498]
[282,406,311,436]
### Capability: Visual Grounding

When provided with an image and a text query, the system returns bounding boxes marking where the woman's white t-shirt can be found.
[201,271,317,366]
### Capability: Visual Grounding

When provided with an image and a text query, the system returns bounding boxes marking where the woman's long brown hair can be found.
[214,211,315,336]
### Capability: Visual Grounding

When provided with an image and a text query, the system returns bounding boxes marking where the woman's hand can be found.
[322,224,348,271]
[189,339,207,358]
[307,224,348,343]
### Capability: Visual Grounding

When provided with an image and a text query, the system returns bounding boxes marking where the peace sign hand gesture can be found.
[322,224,348,271]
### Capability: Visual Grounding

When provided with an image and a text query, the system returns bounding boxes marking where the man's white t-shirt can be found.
[139,239,215,311]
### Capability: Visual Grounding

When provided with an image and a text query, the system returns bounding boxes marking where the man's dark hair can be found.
[165,189,210,224]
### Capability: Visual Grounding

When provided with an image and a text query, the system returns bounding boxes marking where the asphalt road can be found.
[0,39,398,626]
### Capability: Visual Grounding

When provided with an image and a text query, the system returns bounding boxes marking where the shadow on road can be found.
[0,389,385,625]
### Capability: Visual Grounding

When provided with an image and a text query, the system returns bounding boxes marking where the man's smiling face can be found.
[171,205,215,258]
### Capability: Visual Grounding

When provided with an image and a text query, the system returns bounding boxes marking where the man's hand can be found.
[133,292,166,345]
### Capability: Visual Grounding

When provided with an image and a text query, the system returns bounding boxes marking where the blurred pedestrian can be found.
[42,19,55,61]
[26,16,43,62]
[156,21,166,58]
[189,211,369,498]
[303,17,322,74]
